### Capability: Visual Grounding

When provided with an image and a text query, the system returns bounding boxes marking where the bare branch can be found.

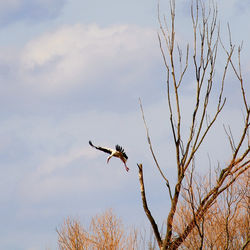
[139,98,173,199]
[137,164,162,248]
[223,124,237,153]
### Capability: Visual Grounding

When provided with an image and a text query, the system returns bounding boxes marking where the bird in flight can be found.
[89,141,129,172]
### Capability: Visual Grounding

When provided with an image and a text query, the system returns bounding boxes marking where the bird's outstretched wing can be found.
[115,145,128,159]
[89,141,112,154]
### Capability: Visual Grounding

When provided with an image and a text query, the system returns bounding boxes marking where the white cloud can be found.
[35,146,95,176]
[18,146,94,201]
[18,24,158,94]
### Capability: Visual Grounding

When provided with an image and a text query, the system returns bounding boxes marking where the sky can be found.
[0,0,249,249]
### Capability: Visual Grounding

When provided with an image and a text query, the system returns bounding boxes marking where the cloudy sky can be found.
[0,0,249,249]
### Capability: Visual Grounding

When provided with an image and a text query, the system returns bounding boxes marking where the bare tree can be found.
[138,0,249,249]
[57,209,142,250]
[57,217,89,250]
[173,171,249,249]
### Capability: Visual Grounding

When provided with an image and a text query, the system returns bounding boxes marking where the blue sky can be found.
[0,0,249,249]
